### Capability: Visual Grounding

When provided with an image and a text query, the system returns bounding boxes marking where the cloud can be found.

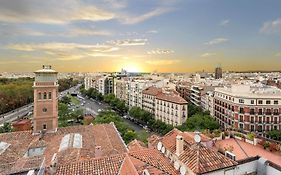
[204,38,228,45]
[260,18,281,34]
[107,39,148,46]
[147,49,174,54]
[274,53,281,57]
[6,42,121,60]
[200,53,216,57]
[220,19,229,26]
[7,42,119,52]
[0,0,115,24]
[146,59,180,65]
[146,30,158,34]
[66,27,112,37]
[120,7,173,24]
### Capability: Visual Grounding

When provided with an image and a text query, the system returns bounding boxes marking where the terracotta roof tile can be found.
[142,86,162,96]
[0,124,127,174]
[129,148,178,175]
[156,92,187,104]
[159,129,237,174]
[56,154,126,175]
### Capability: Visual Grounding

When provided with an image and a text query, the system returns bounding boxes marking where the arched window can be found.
[48,92,52,99]
[38,92,42,100]
[43,92,47,99]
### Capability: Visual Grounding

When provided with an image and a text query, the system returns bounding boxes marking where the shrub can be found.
[246,133,255,141]
[269,143,278,152]
[263,141,270,149]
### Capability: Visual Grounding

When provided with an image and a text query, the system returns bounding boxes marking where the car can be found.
[98,109,102,112]
[123,115,127,119]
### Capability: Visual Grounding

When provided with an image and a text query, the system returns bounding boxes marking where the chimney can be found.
[95,146,102,157]
[176,135,184,156]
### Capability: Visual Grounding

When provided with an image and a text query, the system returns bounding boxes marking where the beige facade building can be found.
[142,86,162,114]
[114,79,129,104]
[33,65,58,133]
[155,91,188,126]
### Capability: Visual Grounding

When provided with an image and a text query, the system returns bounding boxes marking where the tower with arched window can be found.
[33,65,58,133]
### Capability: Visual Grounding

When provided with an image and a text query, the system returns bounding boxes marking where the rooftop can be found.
[142,86,162,96]
[215,138,281,166]
[159,129,237,174]
[156,91,188,104]
[215,84,281,98]
[0,124,127,174]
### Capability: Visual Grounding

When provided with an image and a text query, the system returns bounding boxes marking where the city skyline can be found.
[0,0,281,73]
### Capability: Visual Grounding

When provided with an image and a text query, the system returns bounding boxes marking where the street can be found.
[76,94,144,133]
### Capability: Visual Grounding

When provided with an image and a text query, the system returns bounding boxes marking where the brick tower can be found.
[33,65,58,133]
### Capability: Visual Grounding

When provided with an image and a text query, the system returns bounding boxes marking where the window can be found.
[251,100,254,104]
[239,107,244,114]
[250,109,255,115]
[239,99,244,103]
[43,108,47,112]
[274,100,278,105]
[258,109,263,115]
[48,92,52,99]
[38,92,42,100]
[43,92,47,99]
[258,100,263,104]
[43,124,47,130]
[266,100,271,105]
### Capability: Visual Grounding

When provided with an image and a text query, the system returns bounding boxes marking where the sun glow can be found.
[122,63,142,72]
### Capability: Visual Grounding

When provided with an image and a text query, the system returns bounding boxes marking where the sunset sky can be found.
[0,0,281,72]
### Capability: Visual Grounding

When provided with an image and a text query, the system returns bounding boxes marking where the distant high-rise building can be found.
[33,65,58,133]
[215,66,222,79]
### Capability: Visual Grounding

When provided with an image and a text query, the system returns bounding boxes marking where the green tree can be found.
[123,130,137,143]
[0,122,13,133]
[267,130,281,141]
[60,96,71,104]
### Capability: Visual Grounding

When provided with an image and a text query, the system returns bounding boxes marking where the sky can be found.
[0,0,281,73]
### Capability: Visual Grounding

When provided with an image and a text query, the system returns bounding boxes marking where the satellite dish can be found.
[174,161,180,170]
[180,166,187,175]
[194,134,201,143]
[157,142,162,151]
[161,146,165,153]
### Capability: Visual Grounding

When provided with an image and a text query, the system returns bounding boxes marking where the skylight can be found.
[0,141,10,155]
[59,133,82,151]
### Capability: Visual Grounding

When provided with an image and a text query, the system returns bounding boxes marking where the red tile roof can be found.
[142,86,162,96]
[159,129,237,174]
[56,154,126,175]
[156,92,188,104]
[0,123,127,174]
[129,148,179,175]
[215,138,281,166]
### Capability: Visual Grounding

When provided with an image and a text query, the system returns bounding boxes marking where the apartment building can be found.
[201,91,214,116]
[175,81,191,101]
[190,85,203,106]
[114,78,129,104]
[142,86,162,114]
[214,84,281,135]
[155,90,188,126]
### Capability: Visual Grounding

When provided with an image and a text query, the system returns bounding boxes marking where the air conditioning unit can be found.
[225,151,236,161]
